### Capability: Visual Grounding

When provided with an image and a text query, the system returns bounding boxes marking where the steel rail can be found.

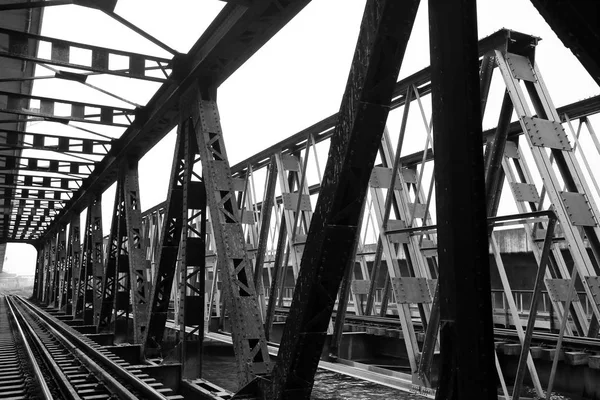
[4,297,54,400]
[6,296,81,400]
[15,296,172,400]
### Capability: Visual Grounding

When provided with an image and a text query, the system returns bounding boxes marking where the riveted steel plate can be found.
[560,191,597,227]
[505,53,535,82]
[351,280,371,295]
[585,276,600,308]
[524,117,572,151]
[239,209,255,225]
[369,166,402,189]
[282,193,312,212]
[545,279,579,302]
[391,277,432,304]
[510,182,540,203]
[199,100,220,132]
[401,168,417,184]
[222,224,245,258]
[281,154,300,171]
[387,219,409,244]
[408,202,427,219]
[232,178,245,192]
[504,141,520,159]
[208,160,230,191]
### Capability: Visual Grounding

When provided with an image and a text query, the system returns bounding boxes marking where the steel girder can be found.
[39,0,313,244]
[267,1,420,398]
[0,26,172,83]
[96,161,150,344]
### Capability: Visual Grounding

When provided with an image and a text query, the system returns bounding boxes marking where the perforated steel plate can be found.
[560,191,597,227]
[505,53,535,82]
[510,182,540,203]
[392,277,432,304]
[545,279,579,302]
[351,280,371,295]
[524,117,572,151]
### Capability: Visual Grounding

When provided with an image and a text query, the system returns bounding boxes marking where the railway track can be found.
[0,295,54,399]
[4,295,186,400]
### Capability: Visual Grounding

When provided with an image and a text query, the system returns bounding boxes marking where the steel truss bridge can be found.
[1,0,600,399]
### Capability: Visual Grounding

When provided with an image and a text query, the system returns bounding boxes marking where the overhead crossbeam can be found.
[0,27,171,83]
[0,154,94,175]
[0,128,111,156]
[0,90,134,127]
[268,0,420,397]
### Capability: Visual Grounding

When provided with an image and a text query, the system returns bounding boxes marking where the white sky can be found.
[4,0,600,274]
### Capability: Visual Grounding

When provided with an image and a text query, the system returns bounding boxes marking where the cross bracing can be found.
[5,1,600,399]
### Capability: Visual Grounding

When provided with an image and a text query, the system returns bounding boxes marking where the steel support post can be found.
[46,232,58,306]
[74,196,102,324]
[187,88,272,389]
[98,177,126,334]
[264,214,287,341]
[56,226,67,310]
[329,200,367,359]
[269,1,419,397]
[143,109,202,358]
[429,0,497,399]
[176,118,206,379]
[512,216,556,400]
[90,198,105,326]
[253,157,277,289]
[65,216,81,315]
[32,244,44,300]
[121,160,151,344]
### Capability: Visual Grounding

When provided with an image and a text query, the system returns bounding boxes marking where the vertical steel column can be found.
[189,87,272,388]
[176,118,206,379]
[90,196,104,326]
[46,231,57,306]
[55,226,67,310]
[270,1,419,397]
[121,160,151,344]
[75,196,102,324]
[143,115,202,357]
[66,216,80,315]
[428,0,497,398]
[33,244,44,301]
[98,178,125,334]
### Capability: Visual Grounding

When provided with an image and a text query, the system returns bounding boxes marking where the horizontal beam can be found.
[0,26,170,82]
[0,90,134,127]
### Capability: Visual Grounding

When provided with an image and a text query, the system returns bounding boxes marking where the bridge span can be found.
[1,0,600,399]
